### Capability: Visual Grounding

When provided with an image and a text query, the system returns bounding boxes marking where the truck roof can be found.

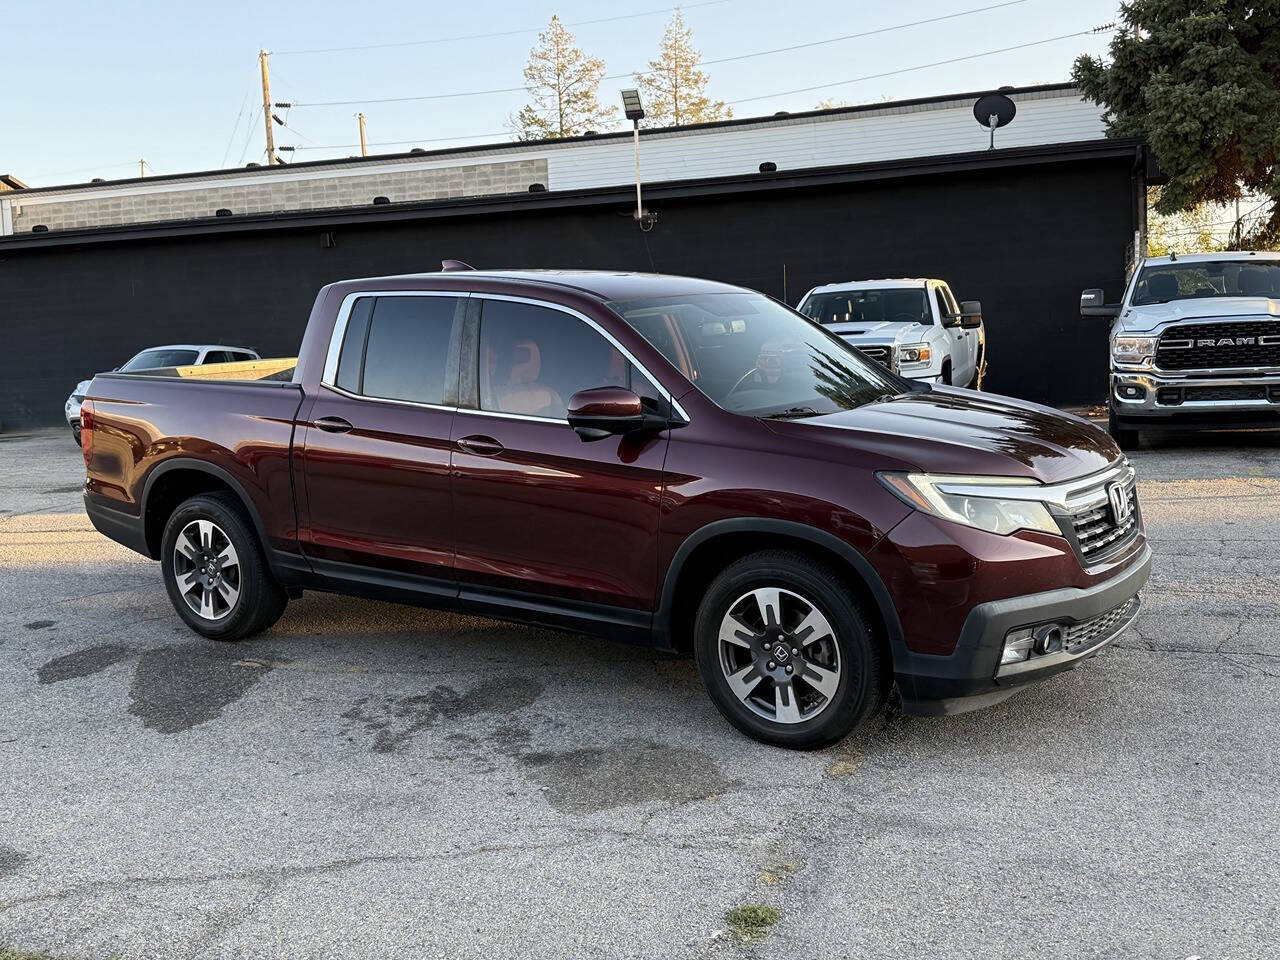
[330,269,744,303]
[803,279,937,294]
[1141,251,1280,266]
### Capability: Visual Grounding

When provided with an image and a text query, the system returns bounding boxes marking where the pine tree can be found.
[636,9,730,127]
[512,16,616,140]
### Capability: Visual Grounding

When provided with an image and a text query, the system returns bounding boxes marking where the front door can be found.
[451,296,671,613]
[298,292,465,589]
[934,284,973,386]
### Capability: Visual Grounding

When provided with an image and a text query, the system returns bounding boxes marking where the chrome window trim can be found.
[456,407,564,426]
[470,292,691,423]
[321,289,468,390]
[319,381,457,414]
[934,460,1136,513]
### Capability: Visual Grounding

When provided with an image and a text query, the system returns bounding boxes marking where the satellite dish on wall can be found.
[973,93,1016,149]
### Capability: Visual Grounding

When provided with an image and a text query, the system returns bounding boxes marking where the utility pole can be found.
[139,159,147,178]
[357,113,368,157]
[259,49,276,165]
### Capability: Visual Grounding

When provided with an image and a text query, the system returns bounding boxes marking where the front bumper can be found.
[894,542,1152,715]
[65,395,83,426]
[1111,369,1280,426]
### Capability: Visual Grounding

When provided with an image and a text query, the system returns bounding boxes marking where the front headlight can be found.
[1111,336,1156,363]
[898,342,932,366]
[878,472,1060,536]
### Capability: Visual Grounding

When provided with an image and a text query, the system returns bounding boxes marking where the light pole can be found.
[620,89,647,225]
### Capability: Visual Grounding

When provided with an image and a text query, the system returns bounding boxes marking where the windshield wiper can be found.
[762,406,821,420]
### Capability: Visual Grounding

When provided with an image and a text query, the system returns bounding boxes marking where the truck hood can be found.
[824,320,928,343]
[761,387,1117,484]
[1119,297,1280,333]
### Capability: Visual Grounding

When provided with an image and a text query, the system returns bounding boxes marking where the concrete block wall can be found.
[10,158,547,233]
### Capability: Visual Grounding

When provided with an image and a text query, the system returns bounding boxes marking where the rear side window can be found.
[335,298,374,394]
[360,296,461,405]
[203,351,234,364]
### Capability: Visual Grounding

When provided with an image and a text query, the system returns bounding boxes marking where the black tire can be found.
[160,491,287,641]
[693,550,888,750]
[71,424,82,447]
[1108,407,1140,451]
[941,360,952,386]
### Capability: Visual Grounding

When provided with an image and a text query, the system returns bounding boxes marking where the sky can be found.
[3,0,1124,188]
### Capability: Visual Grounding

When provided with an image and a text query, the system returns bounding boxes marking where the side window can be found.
[359,296,461,404]
[230,351,254,362]
[932,288,950,324]
[203,351,233,364]
[335,297,374,393]
[940,285,961,316]
[478,299,659,419]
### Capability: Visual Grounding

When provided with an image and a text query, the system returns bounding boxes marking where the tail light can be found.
[80,399,95,468]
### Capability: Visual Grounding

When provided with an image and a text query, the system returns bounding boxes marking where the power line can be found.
[727,26,1116,105]
[289,0,1046,108]
[219,87,253,168]
[270,0,729,55]
[294,132,511,151]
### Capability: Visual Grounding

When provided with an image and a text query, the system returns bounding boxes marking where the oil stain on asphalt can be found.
[343,677,543,754]
[520,738,739,814]
[127,647,281,734]
[0,846,29,878]
[37,644,132,684]
[23,621,55,630]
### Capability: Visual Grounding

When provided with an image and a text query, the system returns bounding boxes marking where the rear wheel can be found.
[1108,407,1140,451]
[694,550,887,749]
[160,492,287,641]
[967,348,985,390]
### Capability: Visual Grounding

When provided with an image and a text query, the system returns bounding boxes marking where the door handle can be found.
[456,434,504,456]
[314,416,353,434]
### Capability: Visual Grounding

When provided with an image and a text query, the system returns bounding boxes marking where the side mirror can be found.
[1080,288,1121,319]
[940,312,963,329]
[567,387,670,442]
[959,300,983,328]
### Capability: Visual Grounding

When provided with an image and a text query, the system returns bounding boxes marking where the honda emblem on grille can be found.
[1106,481,1130,524]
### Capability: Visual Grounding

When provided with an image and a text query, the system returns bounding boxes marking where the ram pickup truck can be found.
[1082,251,1280,448]
[83,268,1150,748]
[797,278,986,388]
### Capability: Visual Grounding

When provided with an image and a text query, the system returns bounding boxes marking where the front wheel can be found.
[160,492,288,641]
[71,423,82,447]
[694,550,887,749]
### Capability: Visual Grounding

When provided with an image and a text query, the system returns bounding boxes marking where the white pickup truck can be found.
[1082,251,1280,449]
[796,278,985,388]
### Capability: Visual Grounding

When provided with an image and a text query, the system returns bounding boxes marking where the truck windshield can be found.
[608,292,903,418]
[798,288,931,326]
[120,348,200,370]
[1132,261,1280,305]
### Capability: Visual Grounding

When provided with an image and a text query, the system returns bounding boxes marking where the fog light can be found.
[1000,627,1034,664]
[1119,384,1146,399]
[1033,624,1063,655]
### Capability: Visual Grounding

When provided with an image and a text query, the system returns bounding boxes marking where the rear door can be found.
[297,292,464,590]
[450,295,672,613]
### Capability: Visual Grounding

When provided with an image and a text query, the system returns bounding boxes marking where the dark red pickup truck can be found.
[83,268,1150,748]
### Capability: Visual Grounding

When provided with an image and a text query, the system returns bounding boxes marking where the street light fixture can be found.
[620,89,651,227]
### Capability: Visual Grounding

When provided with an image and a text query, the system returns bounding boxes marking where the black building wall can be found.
[0,150,1137,428]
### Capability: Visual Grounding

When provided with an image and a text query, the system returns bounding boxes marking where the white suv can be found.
[65,344,259,444]
[796,279,986,388]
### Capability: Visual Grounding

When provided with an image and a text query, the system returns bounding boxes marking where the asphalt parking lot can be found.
[1,425,1278,960]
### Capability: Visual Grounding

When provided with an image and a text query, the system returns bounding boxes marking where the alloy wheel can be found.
[717,587,842,724]
[172,519,241,621]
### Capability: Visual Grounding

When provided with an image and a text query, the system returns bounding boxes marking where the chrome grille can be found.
[1069,479,1138,562]
[1156,321,1280,370]
[856,345,892,367]
[1064,597,1139,653]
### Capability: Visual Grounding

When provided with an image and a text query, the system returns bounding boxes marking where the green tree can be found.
[1073,1,1280,248]
[512,15,615,140]
[636,9,731,127]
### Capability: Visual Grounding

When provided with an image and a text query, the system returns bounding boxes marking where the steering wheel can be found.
[888,312,920,324]
[727,367,763,396]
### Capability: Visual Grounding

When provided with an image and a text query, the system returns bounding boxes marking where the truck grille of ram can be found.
[1155,321,1280,371]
